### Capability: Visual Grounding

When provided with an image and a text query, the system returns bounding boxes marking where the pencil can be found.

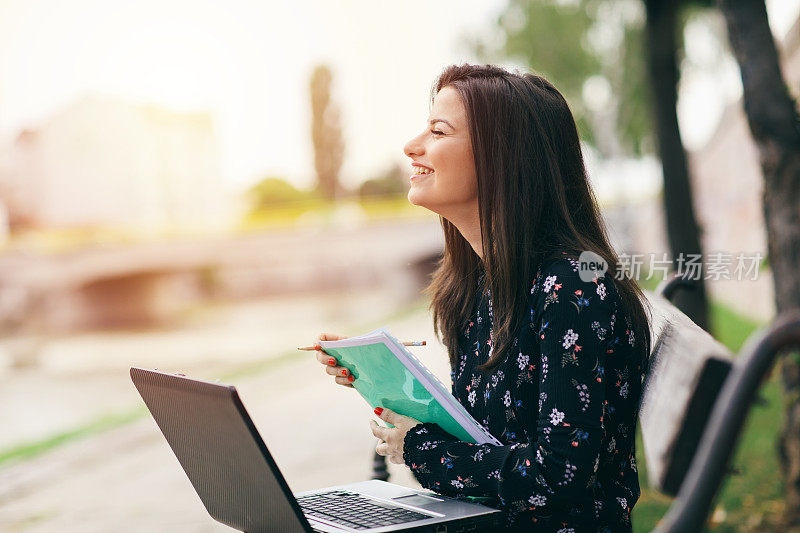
[297,340,426,350]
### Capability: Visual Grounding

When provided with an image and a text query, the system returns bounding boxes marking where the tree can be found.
[718,0,800,523]
[358,161,409,199]
[481,0,709,329]
[309,64,345,200]
[247,176,310,212]
[644,0,710,330]
[480,0,646,156]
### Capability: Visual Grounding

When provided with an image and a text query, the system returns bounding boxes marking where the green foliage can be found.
[616,17,652,155]
[479,0,653,156]
[501,1,600,105]
[358,162,409,199]
[759,252,769,272]
[247,176,314,212]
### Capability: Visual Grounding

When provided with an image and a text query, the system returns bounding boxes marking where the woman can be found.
[314,63,651,532]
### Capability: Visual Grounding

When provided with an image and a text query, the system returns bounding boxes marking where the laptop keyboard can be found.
[298,490,430,530]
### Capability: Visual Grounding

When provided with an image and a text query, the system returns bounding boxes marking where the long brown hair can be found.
[424,63,651,374]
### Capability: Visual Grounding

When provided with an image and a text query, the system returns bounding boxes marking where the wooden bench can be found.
[644,273,800,532]
[639,276,734,497]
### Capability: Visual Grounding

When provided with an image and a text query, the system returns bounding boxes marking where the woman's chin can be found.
[408,196,442,218]
[407,188,424,207]
[407,190,430,207]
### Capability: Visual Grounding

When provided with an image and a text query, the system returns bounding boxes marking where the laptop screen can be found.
[130,367,311,533]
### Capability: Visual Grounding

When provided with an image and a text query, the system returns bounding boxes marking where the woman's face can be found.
[403,86,478,221]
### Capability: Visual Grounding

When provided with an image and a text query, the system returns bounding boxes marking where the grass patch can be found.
[632,296,783,531]
[0,408,146,467]
[0,297,432,469]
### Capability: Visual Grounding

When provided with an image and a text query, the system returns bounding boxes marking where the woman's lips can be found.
[411,164,434,181]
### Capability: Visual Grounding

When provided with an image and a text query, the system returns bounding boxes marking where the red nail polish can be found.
[314,344,321,350]
[341,369,347,376]
[348,375,355,382]
[374,407,383,416]
[328,357,336,365]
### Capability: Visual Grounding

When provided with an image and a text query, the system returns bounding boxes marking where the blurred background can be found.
[0,0,797,531]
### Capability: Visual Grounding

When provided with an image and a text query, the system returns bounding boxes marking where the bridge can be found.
[0,217,444,336]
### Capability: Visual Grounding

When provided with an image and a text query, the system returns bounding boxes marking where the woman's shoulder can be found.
[532,250,581,288]
[531,250,621,307]
[539,250,580,272]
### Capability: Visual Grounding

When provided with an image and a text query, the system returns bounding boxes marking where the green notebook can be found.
[319,327,501,445]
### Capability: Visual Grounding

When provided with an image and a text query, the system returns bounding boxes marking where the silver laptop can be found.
[130,367,501,532]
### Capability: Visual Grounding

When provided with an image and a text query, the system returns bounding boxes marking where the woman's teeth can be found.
[413,167,434,174]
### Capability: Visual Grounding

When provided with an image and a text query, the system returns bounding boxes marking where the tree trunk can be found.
[718,0,800,524]
[644,0,710,331]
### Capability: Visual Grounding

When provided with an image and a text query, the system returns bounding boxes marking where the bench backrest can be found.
[638,290,734,496]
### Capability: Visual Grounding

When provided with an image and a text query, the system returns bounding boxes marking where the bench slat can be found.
[638,290,734,495]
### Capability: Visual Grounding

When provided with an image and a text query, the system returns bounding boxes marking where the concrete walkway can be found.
[0,302,452,532]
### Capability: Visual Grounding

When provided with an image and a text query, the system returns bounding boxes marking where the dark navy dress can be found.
[402,253,645,532]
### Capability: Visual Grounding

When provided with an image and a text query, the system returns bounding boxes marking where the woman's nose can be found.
[403,131,425,158]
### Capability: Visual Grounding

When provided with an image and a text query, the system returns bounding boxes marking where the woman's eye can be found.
[430,129,445,136]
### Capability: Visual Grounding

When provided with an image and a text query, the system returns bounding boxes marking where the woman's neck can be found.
[445,203,483,260]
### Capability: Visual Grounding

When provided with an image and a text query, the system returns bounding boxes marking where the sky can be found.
[0,0,506,191]
[0,0,797,192]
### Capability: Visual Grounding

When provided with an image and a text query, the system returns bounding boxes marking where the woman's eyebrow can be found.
[428,118,454,129]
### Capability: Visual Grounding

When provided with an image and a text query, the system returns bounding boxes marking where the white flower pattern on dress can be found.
[529,494,547,506]
[402,255,643,531]
[575,382,590,412]
[549,408,565,426]
[597,283,607,300]
[562,329,578,349]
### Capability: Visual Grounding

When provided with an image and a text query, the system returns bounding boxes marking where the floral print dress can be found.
[402,253,645,532]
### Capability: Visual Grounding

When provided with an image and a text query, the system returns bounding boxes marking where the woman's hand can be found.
[313,332,355,388]
[370,407,422,465]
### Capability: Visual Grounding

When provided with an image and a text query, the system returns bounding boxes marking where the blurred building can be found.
[1,95,225,231]
[688,16,800,322]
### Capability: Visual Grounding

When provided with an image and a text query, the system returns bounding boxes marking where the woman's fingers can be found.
[316,350,355,386]
[370,420,389,441]
[325,365,351,378]
[325,363,354,386]
[315,350,335,364]
[375,439,402,462]
[312,334,354,387]
[374,406,419,431]
[334,375,355,388]
[317,332,349,342]
[375,440,391,457]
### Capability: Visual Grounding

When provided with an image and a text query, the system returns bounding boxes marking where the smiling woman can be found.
[404,87,480,251]
[315,63,652,532]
